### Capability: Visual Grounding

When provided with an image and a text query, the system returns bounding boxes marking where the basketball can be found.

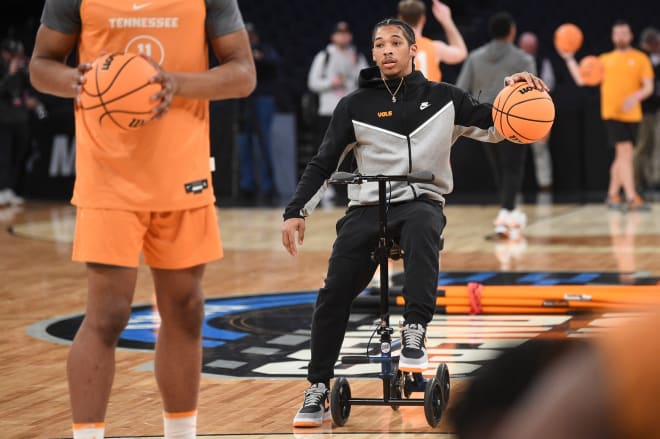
[492,82,555,144]
[79,52,162,132]
[554,23,583,53]
[578,55,604,86]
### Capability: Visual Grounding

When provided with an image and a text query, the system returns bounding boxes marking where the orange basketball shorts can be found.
[72,204,223,269]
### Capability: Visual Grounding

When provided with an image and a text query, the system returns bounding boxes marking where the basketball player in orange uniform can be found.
[397,0,467,82]
[28,1,255,438]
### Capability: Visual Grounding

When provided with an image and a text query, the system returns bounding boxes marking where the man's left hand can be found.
[504,71,549,92]
[142,55,177,119]
[622,94,638,112]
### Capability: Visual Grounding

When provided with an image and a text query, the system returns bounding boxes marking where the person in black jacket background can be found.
[237,23,281,204]
[0,37,42,205]
[281,18,547,428]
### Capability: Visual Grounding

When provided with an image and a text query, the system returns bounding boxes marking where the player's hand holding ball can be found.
[492,73,555,144]
[78,52,164,133]
[140,54,177,120]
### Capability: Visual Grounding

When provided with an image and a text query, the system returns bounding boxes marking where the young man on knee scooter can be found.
[281,18,548,428]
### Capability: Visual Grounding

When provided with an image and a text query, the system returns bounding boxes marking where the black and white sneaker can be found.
[399,322,428,372]
[292,383,330,427]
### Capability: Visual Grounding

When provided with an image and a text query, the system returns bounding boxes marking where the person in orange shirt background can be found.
[28,1,256,438]
[397,0,467,82]
[563,20,654,211]
[600,21,654,210]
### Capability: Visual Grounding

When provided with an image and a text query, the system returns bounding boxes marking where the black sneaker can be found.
[399,322,428,372]
[292,383,330,427]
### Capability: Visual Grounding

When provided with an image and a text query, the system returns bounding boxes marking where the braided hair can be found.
[372,18,416,46]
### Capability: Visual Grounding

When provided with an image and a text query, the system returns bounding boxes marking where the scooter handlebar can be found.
[406,170,435,183]
[328,171,360,184]
[329,171,435,184]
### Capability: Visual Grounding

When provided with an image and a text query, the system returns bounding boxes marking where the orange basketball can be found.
[79,52,162,133]
[554,23,583,53]
[578,55,604,86]
[492,82,555,144]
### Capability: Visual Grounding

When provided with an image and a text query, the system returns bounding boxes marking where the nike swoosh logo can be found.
[420,102,430,110]
[132,3,151,10]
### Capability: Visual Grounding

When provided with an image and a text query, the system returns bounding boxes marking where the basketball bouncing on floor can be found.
[326,171,451,428]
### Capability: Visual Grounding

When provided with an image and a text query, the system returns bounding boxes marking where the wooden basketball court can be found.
[2,200,659,438]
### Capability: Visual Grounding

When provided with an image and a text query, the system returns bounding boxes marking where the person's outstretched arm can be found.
[431,0,468,65]
[556,50,584,86]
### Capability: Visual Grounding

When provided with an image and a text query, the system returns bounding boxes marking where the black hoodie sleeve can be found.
[449,84,495,130]
[283,97,356,220]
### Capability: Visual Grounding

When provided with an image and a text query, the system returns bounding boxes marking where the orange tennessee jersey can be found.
[73,0,214,211]
[414,36,441,82]
[599,49,654,122]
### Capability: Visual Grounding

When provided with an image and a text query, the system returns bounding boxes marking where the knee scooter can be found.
[327,171,450,428]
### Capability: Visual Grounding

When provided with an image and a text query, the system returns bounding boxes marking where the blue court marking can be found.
[516,272,600,285]
[437,272,497,285]
[120,292,318,348]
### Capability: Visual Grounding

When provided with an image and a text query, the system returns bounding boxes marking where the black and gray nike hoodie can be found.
[284,66,504,220]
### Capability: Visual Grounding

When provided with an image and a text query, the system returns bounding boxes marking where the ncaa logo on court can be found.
[27,289,616,379]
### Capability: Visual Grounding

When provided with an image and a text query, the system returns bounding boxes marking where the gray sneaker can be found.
[292,383,330,427]
[399,323,428,372]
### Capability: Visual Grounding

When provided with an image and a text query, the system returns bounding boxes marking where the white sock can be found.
[72,422,104,439]
[164,410,197,439]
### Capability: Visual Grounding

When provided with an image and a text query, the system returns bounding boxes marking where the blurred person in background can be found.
[518,31,554,194]
[0,37,44,205]
[397,0,467,83]
[563,21,654,210]
[237,23,281,205]
[599,21,654,211]
[456,12,536,239]
[634,27,660,195]
[307,21,368,206]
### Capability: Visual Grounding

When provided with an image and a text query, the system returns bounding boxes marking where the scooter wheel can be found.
[423,377,443,427]
[390,368,404,410]
[435,362,450,412]
[331,377,351,426]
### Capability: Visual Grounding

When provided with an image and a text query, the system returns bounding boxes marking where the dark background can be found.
[3,0,659,203]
